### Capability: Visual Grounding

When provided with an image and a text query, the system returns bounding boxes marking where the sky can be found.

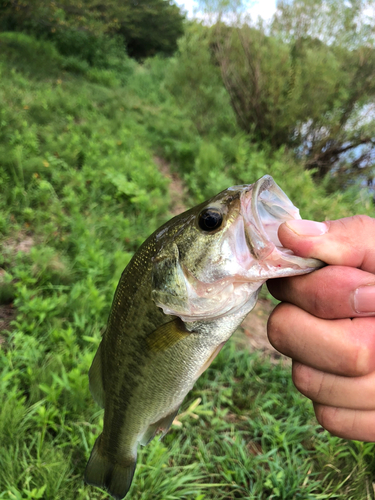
[177,0,277,20]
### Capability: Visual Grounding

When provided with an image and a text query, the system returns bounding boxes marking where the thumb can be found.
[278,215,375,273]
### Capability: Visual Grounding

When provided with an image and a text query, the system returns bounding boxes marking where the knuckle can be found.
[353,345,370,376]
[353,344,375,377]
[293,364,333,402]
[292,362,312,396]
[315,405,341,435]
[267,304,289,352]
[348,319,375,376]
[313,269,340,318]
[309,283,326,318]
[297,266,335,319]
[315,405,375,441]
[336,214,372,233]
[351,214,373,228]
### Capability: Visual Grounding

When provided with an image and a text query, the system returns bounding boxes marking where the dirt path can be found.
[154,156,188,216]
[0,233,34,341]
[240,298,286,359]
[0,304,15,340]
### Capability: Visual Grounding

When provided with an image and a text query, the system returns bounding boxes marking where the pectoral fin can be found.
[146,318,191,353]
[139,407,180,446]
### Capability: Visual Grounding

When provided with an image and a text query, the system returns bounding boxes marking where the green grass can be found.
[0,31,375,499]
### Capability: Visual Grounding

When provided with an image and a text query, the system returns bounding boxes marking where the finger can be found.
[278,215,375,273]
[314,404,375,442]
[293,362,375,410]
[267,265,375,318]
[267,303,375,377]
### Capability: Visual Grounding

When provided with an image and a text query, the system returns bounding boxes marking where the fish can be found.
[84,175,323,499]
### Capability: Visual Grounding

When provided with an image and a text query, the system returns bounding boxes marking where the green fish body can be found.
[84,176,323,499]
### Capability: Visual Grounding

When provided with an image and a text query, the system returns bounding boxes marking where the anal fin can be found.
[88,341,105,408]
[139,407,180,446]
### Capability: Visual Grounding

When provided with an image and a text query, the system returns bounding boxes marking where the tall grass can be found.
[0,31,374,499]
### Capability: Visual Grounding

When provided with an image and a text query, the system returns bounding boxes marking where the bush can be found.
[166,22,237,136]
[0,0,185,61]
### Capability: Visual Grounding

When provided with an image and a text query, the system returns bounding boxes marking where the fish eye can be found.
[198,208,223,232]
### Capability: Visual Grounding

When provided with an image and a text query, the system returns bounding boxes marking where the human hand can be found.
[267,215,375,441]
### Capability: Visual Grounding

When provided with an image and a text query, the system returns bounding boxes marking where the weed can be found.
[0,30,374,500]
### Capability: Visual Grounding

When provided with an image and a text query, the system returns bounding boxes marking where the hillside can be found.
[0,31,375,499]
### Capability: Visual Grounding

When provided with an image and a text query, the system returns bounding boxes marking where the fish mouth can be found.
[241,175,323,274]
[251,175,299,250]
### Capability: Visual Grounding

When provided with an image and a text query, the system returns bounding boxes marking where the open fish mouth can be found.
[153,175,324,323]
[252,175,299,248]
[241,175,323,274]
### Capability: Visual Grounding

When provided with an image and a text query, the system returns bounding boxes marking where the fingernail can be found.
[285,219,328,236]
[353,285,375,313]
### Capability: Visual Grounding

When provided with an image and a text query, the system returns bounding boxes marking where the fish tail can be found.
[84,434,137,500]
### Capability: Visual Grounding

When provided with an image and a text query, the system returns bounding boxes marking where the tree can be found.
[0,0,185,60]
[210,0,375,183]
[0,0,111,35]
[114,0,185,59]
[272,0,374,48]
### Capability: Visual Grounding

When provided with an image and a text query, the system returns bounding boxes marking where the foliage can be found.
[206,0,375,185]
[0,0,114,36]
[0,0,185,61]
[115,0,185,59]
[273,0,374,48]
[1,29,375,500]
[166,22,238,136]
[271,0,375,183]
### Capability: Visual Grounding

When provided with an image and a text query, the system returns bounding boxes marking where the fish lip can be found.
[251,175,295,243]
[240,175,293,260]
[242,175,323,271]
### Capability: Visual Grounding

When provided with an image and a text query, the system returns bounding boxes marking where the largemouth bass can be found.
[84,175,323,499]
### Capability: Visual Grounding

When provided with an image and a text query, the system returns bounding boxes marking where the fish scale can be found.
[84,175,324,499]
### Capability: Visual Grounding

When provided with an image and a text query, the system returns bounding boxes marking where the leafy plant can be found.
[0,27,374,500]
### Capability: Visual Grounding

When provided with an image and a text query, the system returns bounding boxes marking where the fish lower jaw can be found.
[239,245,324,279]
[156,282,261,323]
